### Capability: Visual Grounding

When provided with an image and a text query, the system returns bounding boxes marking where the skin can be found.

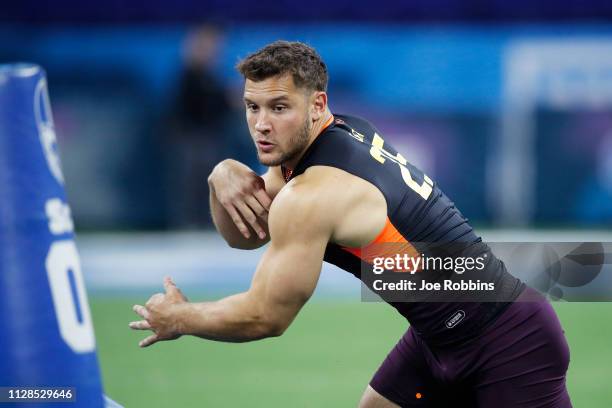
[130,74,397,407]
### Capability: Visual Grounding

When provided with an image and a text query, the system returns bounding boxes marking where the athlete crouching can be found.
[130,41,572,408]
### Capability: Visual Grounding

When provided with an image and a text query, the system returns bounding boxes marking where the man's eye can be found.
[247,104,258,112]
[273,105,287,112]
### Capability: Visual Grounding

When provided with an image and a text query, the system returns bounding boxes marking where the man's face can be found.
[243,74,312,166]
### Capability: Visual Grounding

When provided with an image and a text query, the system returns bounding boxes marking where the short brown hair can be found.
[236,41,328,92]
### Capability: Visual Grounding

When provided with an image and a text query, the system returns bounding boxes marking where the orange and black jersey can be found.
[284,114,524,347]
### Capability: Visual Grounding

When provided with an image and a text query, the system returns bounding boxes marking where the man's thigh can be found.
[367,328,474,408]
[358,385,400,408]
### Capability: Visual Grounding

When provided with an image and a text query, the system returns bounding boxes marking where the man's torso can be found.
[282,114,525,346]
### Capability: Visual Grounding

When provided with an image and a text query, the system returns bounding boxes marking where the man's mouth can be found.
[256,140,275,152]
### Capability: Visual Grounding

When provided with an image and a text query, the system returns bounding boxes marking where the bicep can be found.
[249,236,326,330]
[245,178,338,333]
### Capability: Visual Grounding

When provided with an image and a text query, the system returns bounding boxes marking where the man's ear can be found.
[310,91,327,121]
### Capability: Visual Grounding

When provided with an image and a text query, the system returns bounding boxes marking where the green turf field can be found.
[91,298,612,407]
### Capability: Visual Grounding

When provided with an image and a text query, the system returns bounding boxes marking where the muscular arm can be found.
[208,160,285,250]
[130,167,385,347]
[140,182,332,344]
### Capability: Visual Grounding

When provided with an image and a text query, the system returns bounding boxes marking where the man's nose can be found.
[255,111,271,134]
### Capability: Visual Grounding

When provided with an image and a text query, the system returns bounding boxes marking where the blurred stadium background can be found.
[3,1,612,406]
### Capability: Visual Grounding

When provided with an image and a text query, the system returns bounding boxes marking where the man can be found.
[130,41,572,407]
[165,25,232,227]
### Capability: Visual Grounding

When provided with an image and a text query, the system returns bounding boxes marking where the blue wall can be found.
[1,24,611,228]
[3,24,612,113]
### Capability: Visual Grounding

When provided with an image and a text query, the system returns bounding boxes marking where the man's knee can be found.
[358,385,400,408]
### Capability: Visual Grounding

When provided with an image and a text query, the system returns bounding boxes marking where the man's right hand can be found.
[208,159,273,240]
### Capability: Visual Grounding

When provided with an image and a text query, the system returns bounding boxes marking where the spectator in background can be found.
[164,25,233,228]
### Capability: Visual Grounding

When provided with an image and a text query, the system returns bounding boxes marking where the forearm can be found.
[208,182,266,249]
[174,292,281,343]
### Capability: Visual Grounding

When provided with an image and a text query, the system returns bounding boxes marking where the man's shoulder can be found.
[328,113,379,137]
[286,166,362,201]
[271,165,387,248]
[267,167,352,236]
[274,166,378,220]
[272,167,341,214]
[307,114,379,161]
[332,113,375,128]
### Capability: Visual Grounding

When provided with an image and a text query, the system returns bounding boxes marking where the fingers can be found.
[163,276,187,301]
[131,305,155,346]
[235,201,266,239]
[253,187,272,211]
[132,285,181,348]
[218,180,271,239]
[223,203,251,239]
[163,276,176,292]
[132,304,150,320]
[129,320,151,330]
[245,195,269,224]
[139,334,159,348]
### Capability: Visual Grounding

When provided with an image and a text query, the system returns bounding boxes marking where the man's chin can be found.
[257,152,284,167]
